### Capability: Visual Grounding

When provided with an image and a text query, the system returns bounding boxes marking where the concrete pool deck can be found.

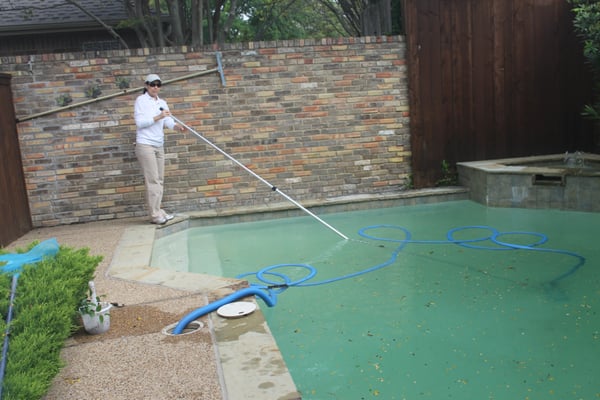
[8,217,300,400]
[7,188,468,400]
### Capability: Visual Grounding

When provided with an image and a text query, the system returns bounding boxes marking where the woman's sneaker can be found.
[165,213,175,221]
[152,216,167,225]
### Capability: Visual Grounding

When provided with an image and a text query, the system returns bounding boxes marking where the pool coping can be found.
[107,188,469,400]
[457,153,600,176]
[457,153,600,212]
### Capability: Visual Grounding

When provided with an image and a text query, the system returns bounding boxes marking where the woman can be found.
[134,73,185,224]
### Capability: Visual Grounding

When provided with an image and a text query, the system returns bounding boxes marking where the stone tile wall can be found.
[0,36,410,227]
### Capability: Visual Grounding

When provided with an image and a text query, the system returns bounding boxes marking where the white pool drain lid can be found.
[217,301,256,318]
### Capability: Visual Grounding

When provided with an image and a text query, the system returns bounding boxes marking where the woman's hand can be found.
[154,109,171,122]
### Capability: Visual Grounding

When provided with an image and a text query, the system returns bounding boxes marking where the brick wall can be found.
[0,36,410,227]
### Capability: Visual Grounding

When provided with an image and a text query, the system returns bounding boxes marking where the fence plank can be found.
[405,0,594,187]
[0,74,32,246]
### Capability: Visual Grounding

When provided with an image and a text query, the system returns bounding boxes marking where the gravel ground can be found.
[7,217,224,400]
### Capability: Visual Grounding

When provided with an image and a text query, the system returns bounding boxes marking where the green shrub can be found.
[435,160,459,186]
[0,245,102,400]
[570,0,600,119]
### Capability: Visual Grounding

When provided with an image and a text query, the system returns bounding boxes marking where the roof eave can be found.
[0,21,127,36]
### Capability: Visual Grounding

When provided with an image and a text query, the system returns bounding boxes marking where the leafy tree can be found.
[65,0,130,48]
[7,0,404,50]
[233,0,347,42]
[318,0,403,37]
[119,0,404,47]
[115,0,223,46]
[570,0,600,120]
[119,0,346,46]
[232,0,404,42]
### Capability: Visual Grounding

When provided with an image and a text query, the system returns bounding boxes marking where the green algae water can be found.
[152,200,600,399]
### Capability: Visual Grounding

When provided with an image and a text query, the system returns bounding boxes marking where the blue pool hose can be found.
[172,225,585,334]
[172,287,277,334]
[0,274,18,400]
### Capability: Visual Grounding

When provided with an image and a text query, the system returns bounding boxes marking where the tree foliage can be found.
[118,0,402,47]
[234,0,347,42]
[319,0,395,37]
[7,0,404,49]
[570,0,600,119]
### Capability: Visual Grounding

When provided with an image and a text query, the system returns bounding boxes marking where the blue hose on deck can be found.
[172,225,585,334]
[171,286,278,334]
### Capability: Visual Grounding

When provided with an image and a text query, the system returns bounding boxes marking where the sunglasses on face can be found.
[148,82,162,88]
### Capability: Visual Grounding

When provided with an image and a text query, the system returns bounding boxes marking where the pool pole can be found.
[168,111,349,240]
[0,274,19,400]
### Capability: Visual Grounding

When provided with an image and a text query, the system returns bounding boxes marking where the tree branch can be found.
[64,0,129,49]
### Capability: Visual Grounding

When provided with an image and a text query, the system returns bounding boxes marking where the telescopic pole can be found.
[169,114,349,240]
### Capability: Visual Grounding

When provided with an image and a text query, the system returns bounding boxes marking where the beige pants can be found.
[135,143,165,220]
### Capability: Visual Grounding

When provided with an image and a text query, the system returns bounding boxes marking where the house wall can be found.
[0,36,410,227]
[0,30,139,56]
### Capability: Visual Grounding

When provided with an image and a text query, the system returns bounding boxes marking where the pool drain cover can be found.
[162,320,204,336]
[217,301,256,318]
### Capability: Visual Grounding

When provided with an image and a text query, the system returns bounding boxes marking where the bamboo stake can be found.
[16,53,226,123]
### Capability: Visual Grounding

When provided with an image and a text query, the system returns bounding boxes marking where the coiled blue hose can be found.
[173,225,585,334]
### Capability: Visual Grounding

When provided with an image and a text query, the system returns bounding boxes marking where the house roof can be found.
[0,0,129,35]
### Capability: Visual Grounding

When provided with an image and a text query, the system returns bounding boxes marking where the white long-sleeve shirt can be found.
[134,92,176,146]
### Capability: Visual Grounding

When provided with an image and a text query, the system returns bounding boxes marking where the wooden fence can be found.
[0,73,32,246]
[404,0,595,187]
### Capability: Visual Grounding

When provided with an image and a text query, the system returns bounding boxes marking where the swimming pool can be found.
[152,200,599,399]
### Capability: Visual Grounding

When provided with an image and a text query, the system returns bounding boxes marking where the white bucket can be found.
[80,302,112,335]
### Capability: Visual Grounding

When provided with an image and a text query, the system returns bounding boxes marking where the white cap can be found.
[145,73,161,83]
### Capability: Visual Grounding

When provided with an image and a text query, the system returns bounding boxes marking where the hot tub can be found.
[457,153,600,212]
